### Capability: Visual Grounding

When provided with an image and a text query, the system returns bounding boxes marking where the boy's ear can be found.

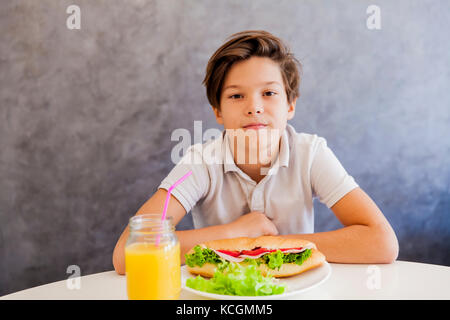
[286,97,297,120]
[212,106,224,125]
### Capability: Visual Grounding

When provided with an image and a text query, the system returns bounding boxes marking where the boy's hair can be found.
[203,30,302,110]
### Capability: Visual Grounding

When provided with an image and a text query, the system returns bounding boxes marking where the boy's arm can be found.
[282,187,399,263]
[177,211,278,265]
[112,189,279,275]
[112,188,188,275]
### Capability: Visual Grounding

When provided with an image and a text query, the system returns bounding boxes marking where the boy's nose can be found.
[245,97,264,115]
[247,106,264,115]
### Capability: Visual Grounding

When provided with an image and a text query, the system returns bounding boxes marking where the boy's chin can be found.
[227,126,282,135]
[228,127,281,147]
[241,125,269,131]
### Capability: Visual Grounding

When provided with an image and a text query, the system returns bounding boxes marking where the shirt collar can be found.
[223,127,290,174]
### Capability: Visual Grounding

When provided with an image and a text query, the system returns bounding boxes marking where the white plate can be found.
[181,262,331,300]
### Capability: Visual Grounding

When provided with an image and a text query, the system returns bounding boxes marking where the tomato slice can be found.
[217,247,304,258]
[240,247,273,256]
[216,249,241,257]
[280,247,303,252]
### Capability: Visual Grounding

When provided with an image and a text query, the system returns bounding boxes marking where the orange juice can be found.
[125,241,181,300]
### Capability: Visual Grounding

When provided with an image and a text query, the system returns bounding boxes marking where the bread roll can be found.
[186,236,326,278]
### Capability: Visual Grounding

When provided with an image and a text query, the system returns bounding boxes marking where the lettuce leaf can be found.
[185,245,223,267]
[185,262,286,296]
[262,250,284,270]
[283,249,312,266]
[261,249,312,270]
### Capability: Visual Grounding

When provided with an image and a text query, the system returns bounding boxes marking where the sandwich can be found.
[185,236,326,278]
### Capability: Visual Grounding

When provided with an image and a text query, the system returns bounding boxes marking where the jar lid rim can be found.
[128,214,174,229]
[130,214,173,221]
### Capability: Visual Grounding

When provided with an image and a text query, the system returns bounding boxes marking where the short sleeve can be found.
[158,144,211,213]
[310,137,359,208]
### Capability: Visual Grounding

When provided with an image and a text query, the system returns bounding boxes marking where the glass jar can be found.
[125,214,180,300]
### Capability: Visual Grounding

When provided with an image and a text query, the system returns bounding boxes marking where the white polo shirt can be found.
[158,123,359,235]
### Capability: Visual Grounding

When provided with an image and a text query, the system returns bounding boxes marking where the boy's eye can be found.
[228,91,277,99]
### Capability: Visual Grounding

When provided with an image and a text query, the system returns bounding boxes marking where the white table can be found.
[1,261,449,300]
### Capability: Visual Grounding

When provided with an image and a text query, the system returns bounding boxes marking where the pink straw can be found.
[161,170,193,221]
[156,170,192,245]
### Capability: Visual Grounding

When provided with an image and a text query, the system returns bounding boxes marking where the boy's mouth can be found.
[242,123,268,130]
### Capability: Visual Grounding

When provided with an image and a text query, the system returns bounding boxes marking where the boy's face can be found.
[212,56,297,137]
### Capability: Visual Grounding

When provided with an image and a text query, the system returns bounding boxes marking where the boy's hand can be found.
[228,211,279,238]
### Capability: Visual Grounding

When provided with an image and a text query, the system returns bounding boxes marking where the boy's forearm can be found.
[113,223,233,274]
[281,224,399,264]
[112,227,129,275]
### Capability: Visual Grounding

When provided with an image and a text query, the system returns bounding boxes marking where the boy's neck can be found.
[230,136,281,184]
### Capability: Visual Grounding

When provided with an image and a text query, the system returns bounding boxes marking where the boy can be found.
[113,30,398,275]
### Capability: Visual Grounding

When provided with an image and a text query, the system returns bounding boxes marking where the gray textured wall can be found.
[1,0,449,296]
